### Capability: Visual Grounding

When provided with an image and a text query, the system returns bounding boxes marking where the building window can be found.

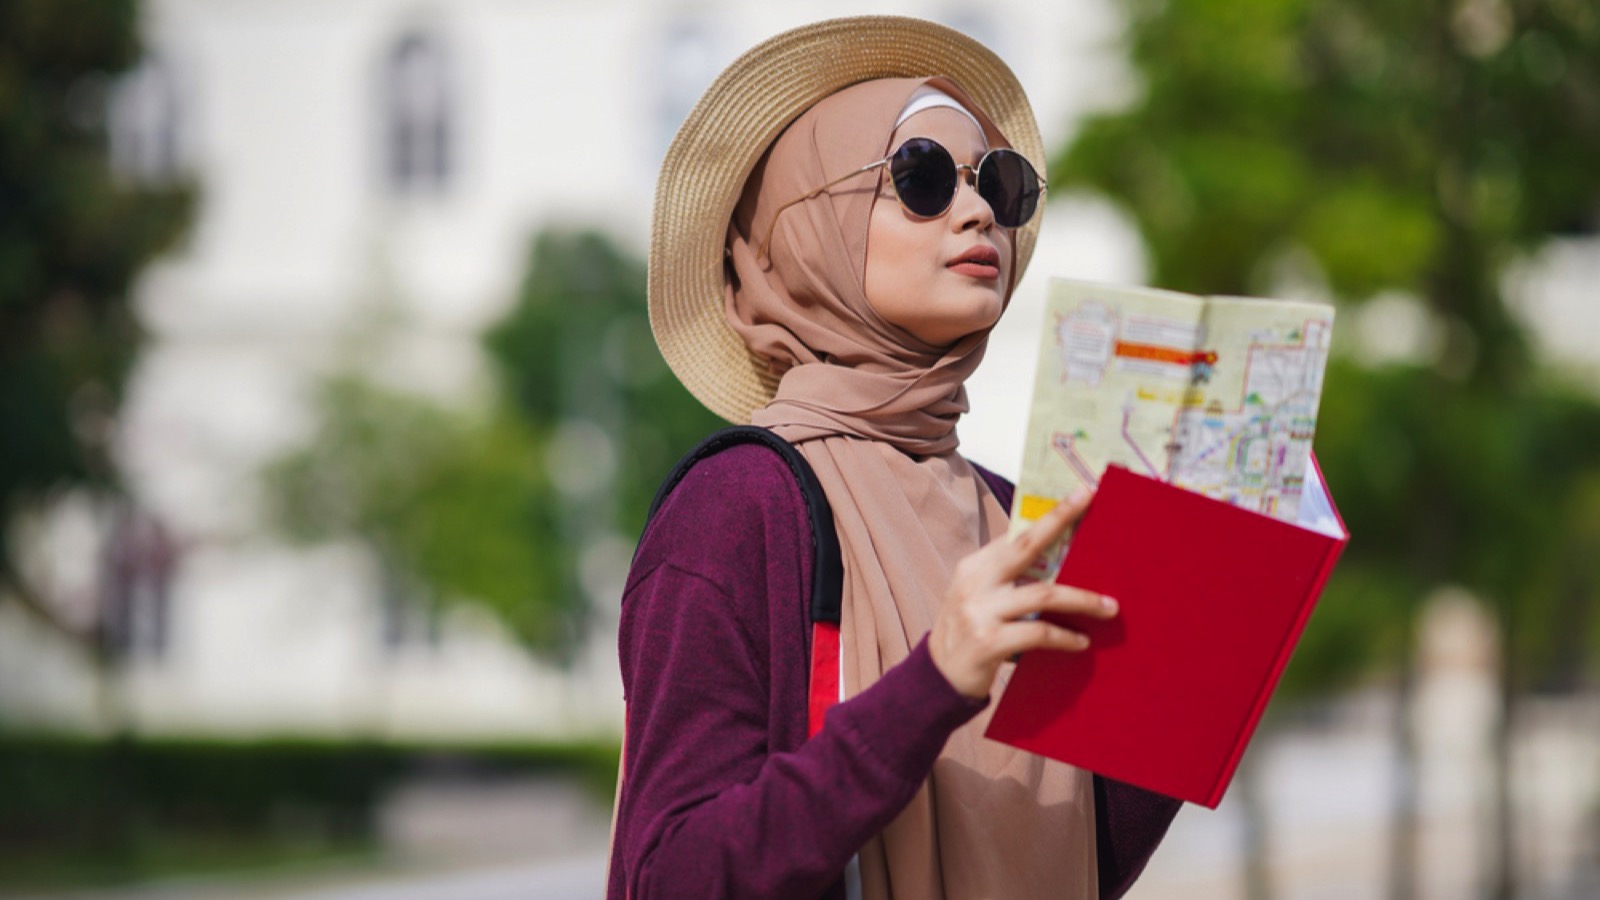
[108,53,184,185]
[101,507,177,661]
[383,30,454,194]
[377,555,440,653]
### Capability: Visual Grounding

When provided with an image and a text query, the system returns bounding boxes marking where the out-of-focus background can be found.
[2,0,1598,897]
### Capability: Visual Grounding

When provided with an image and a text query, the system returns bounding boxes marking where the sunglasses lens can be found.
[889,138,957,218]
[978,149,1041,228]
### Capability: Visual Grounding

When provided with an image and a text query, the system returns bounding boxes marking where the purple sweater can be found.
[611,444,1179,899]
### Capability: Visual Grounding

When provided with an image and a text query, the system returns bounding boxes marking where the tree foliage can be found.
[485,230,722,540]
[1056,0,1600,696]
[267,230,721,659]
[1060,8,1600,896]
[264,377,576,653]
[0,0,193,635]
[1062,0,1600,310]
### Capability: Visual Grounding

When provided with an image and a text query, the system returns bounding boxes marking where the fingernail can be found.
[1101,596,1118,613]
[1068,487,1089,504]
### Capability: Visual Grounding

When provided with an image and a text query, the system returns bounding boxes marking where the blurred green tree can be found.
[0,0,192,651]
[267,230,720,661]
[485,230,722,542]
[1054,0,1600,896]
[265,378,576,653]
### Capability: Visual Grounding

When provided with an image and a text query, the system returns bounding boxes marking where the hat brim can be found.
[649,16,1046,424]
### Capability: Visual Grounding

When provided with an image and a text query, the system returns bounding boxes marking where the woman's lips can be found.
[948,247,1001,279]
[949,261,1001,278]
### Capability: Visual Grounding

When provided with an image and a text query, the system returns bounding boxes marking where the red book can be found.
[984,458,1349,808]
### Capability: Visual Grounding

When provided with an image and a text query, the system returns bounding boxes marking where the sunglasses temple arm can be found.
[756,159,890,260]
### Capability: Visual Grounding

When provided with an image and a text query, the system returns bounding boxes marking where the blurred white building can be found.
[0,0,1596,749]
[0,0,1150,740]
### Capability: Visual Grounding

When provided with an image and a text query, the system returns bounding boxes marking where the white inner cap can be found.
[894,85,984,134]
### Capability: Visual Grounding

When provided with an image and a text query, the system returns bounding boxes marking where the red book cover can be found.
[984,459,1348,808]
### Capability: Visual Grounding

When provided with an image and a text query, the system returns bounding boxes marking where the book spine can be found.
[1207,535,1348,807]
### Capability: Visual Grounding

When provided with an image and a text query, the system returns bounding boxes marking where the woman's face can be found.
[863,108,1013,348]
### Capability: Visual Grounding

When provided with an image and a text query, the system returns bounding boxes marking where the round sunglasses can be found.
[758,137,1045,260]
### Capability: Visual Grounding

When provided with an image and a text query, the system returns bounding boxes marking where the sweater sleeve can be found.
[610,445,987,900]
[1094,777,1183,899]
[971,461,1183,899]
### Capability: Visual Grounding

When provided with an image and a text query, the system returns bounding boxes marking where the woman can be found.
[611,17,1180,899]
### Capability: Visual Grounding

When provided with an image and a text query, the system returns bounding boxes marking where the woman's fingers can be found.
[930,487,1107,698]
[987,581,1118,622]
[991,617,1093,658]
[992,488,1092,580]
[952,490,1091,590]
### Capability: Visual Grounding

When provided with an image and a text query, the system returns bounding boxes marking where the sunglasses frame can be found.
[756,137,1045,261]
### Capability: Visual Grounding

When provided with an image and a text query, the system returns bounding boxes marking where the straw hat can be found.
[649,15,1046,424]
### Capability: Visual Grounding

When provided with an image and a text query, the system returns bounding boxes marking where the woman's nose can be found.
[949,167,995,231]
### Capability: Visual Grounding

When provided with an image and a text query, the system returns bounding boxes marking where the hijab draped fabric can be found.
[724,77,1096,900]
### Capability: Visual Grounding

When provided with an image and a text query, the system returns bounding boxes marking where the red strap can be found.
[808,621,841,737]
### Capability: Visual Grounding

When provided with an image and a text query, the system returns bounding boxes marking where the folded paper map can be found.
[1009,278,1337,577]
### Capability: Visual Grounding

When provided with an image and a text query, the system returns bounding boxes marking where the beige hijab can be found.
[724,77,1096,900]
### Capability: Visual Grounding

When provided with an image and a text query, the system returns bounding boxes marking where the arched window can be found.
[383,29,453,194]
[109,53,183,184]
[101,506,177,660]
[377,554,440,653]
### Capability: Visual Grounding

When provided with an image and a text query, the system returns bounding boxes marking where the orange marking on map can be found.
[1114,342,1218,366]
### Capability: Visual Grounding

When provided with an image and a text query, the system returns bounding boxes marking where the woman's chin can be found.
[919,308,1005,347]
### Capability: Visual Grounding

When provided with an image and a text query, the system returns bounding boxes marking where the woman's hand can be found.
[928,489,1119,700]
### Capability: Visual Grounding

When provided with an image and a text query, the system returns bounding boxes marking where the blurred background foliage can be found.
[484,230,724,545]
[264,377,572,651]
[1056,0,1600,694]
[0,0,192,652]
[1056,0,1600,895]
[265,230,720,659]
[0,731,619,893]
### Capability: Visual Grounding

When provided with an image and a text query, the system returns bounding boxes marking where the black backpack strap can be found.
[644,426,843,626]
